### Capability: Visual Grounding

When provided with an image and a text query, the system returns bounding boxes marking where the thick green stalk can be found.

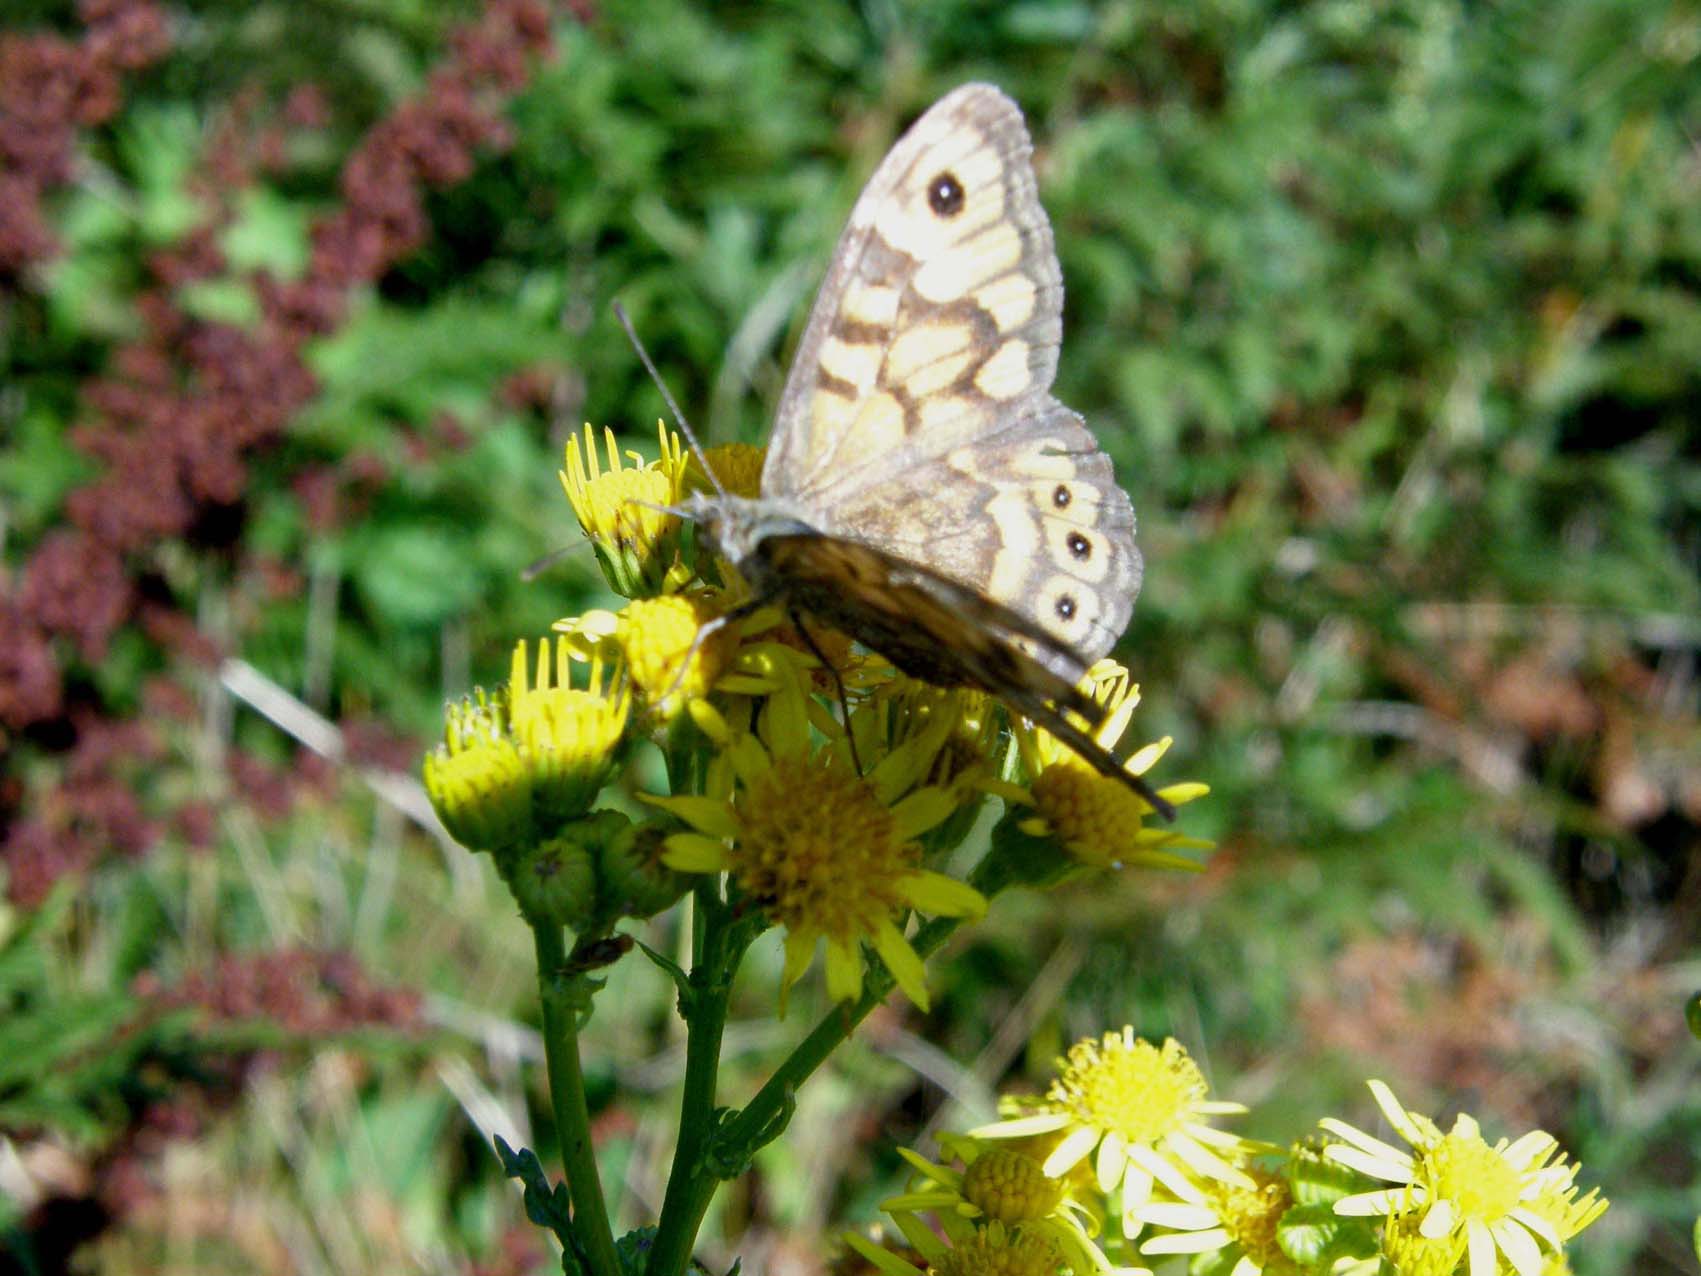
[648,915,965,1274]
[645,890,739,1276]
[724,915,959,1149]
[533,923,622,1276]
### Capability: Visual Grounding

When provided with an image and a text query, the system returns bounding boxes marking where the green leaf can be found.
[493,1137,574,1246]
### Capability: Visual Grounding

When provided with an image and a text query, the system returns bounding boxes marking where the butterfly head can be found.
[679,491,817,588]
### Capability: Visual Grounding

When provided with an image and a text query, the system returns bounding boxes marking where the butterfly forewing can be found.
[765,84,1063,500]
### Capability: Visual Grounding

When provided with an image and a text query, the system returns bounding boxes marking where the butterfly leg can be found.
[787,607,864,777]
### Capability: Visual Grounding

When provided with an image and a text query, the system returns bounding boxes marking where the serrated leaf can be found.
[493,1137,575,1245]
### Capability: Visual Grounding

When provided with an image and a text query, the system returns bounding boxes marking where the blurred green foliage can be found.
[3,0,1698,1271]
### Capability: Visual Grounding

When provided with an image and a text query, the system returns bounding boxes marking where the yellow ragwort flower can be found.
[643,665,983,1010]
[560,421,690,596]
[974,1028,1253,1241]
[1322,1079,1609,1276]
[844,1220,1080,1276]
[423,688,531,853]
[1004,661,1210,870]
[1136,1163,1297,1275]
[556,592,784,723]
[506,637,630,823]
[881,1136,1108,1275]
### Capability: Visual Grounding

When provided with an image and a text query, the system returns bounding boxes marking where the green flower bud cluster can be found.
[505,810,688,932]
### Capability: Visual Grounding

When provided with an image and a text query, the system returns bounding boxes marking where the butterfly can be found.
[679,83,1172,819]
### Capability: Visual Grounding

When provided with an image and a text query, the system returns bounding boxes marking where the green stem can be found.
[649,915,965,1275]
[645,892,740,1276]
[533,923,622,1276]
[724,915,960,1148]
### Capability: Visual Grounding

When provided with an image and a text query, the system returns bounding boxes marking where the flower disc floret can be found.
[960,1148,1065,1225]
[734,754,909,926]
[1053,1031,1208,1147]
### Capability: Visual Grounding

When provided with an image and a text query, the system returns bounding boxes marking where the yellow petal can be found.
[970,1112,1070,1140]
[640,792,736,837]
[662,833,730,872]
[840,1232,925,1276]
[899,870,986,919]
[890,788,957,840]
[781,930,814,978]
[686,699,732,744]
[872,918,928,1010]
[1044,1124,1101,1178]
[824,937,865,1004]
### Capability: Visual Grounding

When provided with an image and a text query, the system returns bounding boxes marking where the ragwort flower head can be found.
[555,591,780,724]
[423,687,530,854]
[844,1220,1075,1276]
[1009,661,1209,871]
[644,663,983,1010]
[881,1135,1108,1275]
[976,1027,1253,1241]
[1323,1079,1608,1276]
[560,421,689,596]
[506,637,630,825]
[1136,1163,1298,1275]
[423,637,631,855]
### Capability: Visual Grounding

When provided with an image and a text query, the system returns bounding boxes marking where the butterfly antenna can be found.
[520,542,588,582]
[612,299,728,500]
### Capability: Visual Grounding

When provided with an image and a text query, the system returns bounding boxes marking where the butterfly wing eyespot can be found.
[927,171,965,217]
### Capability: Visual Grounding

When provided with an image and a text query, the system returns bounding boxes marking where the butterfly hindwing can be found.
[828,399,1141,662]
[753,532,1172,817]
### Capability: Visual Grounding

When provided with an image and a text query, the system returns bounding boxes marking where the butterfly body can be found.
[683,83,1168,816]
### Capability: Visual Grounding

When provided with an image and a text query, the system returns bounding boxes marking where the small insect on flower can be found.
[1322,1079,1608,1276]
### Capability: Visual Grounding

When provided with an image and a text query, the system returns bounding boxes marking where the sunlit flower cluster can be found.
[845,1030,1609,1276]
[423,423,1613,1276]
[425,424,1207,1011]
[1323,1081,1610,1276]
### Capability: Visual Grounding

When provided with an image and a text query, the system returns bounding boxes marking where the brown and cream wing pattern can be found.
[762,82,1064,499]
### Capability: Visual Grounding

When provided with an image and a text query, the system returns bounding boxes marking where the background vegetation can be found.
[1,0,1696,1272]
